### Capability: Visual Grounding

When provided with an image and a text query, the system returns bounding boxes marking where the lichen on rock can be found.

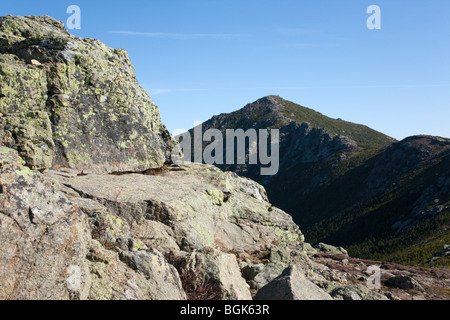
[0,15,174,173]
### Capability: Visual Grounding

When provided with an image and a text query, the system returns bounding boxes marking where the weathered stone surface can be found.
[330,286,362,300]
[254,265,333,300]
[243,248,294,290]
[251,262,288,290]
[0,149,91,299]
[0,146,25,166]
[119,249,186,300]
[302,242,318,256]
[0,147,189,300]
[0,15,173,172]
[49,163,304,254]
[326,283,386,300]
[181,249,252,300]
[385,276,424,291]
[317,243,348,256]
[44,162,309,300]
[311,252,449,300]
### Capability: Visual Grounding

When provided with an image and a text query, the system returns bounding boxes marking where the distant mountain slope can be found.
[305,135,450,267]
[189,96,449,267]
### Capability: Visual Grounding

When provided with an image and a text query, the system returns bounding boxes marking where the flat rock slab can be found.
[49,164,304,254]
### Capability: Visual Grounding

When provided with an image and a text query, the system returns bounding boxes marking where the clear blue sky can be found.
[2,0,449,140]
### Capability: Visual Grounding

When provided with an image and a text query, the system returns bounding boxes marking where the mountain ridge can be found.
[191,96,449,268]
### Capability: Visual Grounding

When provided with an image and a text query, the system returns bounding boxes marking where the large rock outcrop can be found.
[0,146,186,300]
[0,145,307,299]
[0,15,173,173]
[0,147,92,299]
[46,162,305,300]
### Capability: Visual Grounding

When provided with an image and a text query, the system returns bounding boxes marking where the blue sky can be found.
[1,0,449,140]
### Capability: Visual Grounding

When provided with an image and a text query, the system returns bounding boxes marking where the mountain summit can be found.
[194,95,395,190]
[208,95,395,148]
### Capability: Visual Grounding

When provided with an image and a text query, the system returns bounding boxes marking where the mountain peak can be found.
[242,95,285,113]
[256,95,284,104]
[221,96,395,149]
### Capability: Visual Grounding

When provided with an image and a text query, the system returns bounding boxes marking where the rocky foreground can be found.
[1,147,449,300]
[0,15,448,300]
